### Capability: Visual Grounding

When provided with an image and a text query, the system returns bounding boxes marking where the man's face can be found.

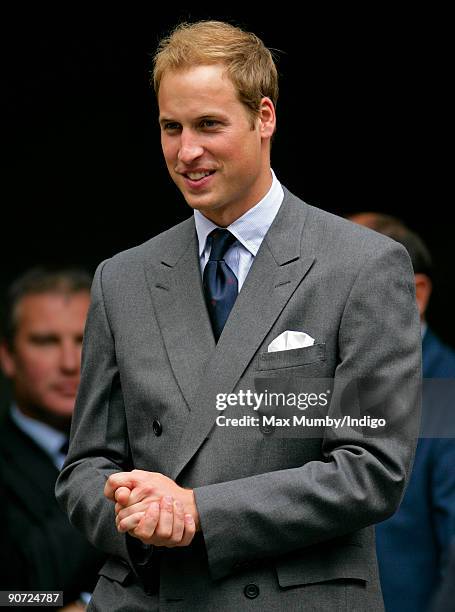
[158,64,275,226]
[0,291,90,424]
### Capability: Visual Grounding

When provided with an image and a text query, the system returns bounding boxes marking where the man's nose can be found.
[178,129,204,165]
[60,341,80,373]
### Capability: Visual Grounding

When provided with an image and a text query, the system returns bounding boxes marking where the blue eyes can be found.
[163,120,219,131]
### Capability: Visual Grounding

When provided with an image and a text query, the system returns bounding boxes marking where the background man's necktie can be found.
[203,229,238,342]
[59,437,69,456]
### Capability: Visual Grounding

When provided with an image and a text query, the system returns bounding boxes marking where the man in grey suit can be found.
[56,20,421,611]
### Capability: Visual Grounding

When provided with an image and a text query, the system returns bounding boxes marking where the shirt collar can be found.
[194,169,284,257]
[421,320,427,340]
[10,404,67,461]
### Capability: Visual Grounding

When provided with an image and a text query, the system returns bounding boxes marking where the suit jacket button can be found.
[152,419,162,436]
[244,583,259,599]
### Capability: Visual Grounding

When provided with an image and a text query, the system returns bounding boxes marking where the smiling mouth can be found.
[183,170,216,181]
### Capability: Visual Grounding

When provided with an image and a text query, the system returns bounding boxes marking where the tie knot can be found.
[208,229,236,261]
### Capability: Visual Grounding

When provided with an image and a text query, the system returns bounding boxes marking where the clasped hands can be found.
[104,470,199,547]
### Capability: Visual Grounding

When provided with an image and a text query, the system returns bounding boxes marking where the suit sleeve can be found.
[194,242,422,580]
[55,260,141,568]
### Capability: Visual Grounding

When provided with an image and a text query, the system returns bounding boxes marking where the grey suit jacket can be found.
[56,188,421,611]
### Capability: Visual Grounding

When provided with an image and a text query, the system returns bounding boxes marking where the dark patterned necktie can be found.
[203,229,238,342]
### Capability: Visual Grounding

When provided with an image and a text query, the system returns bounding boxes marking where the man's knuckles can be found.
[130,485,159,503]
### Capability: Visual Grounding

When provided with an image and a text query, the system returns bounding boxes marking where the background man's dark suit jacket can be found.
[0,413,104,603]
[57,190,421,611]
[430,538,455,612]
[376,328,455,612]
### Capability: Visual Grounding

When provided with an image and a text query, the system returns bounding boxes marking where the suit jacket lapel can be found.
[171,190,315,479]
[144,220,216,414]
[0,417,61,519]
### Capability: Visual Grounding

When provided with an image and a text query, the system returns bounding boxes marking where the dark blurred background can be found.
[1,7,451,405]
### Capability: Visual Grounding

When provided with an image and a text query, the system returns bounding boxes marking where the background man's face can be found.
[0,291,90,422]
[158,64,271,225]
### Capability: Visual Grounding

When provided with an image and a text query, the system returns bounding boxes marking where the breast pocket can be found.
[257,342,326,371]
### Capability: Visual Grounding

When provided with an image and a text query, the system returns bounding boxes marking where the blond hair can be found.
[153,21,279,125]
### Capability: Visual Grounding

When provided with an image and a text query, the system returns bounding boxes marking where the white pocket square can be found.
[267,330,315,353]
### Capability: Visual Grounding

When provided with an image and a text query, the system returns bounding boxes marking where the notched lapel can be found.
[144,224,215,415]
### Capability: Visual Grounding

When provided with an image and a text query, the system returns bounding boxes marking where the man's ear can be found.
[0,341,16,378]
[414,273,432,320]
[258,97,276,139]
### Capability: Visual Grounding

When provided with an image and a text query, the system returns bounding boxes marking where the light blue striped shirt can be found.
[194,169,284,290]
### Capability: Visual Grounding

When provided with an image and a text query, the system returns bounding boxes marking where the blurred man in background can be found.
[349,213,455,612]
[0,268,105,610]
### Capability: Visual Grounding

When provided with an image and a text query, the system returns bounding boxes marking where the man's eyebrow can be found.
[159,116,175,125]
[197,114,224,121]
[28,332,60,341]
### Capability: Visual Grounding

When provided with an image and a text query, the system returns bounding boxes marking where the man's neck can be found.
[200,169,273,227]
[15,403,71,434]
